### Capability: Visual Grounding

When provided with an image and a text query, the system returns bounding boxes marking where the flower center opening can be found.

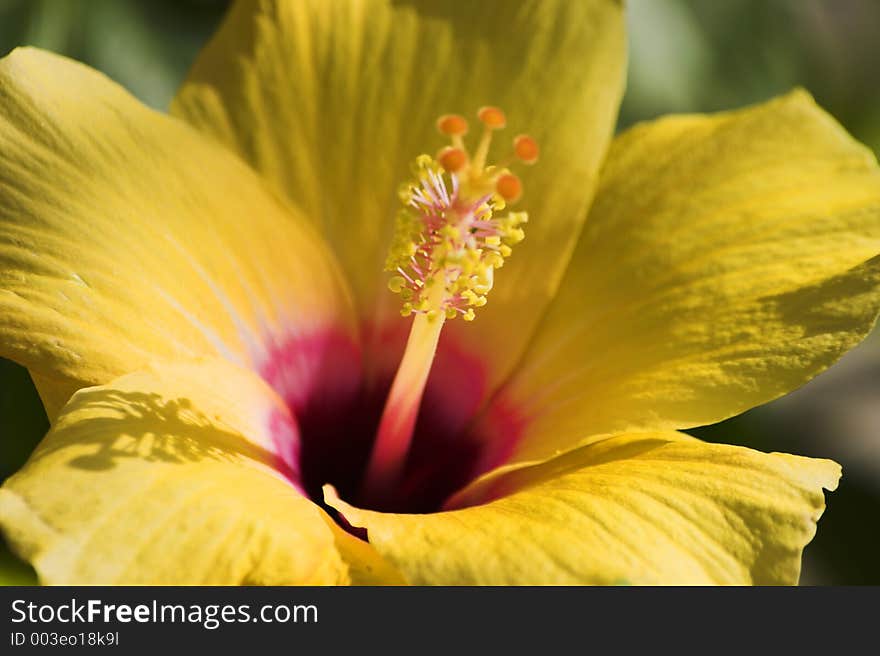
[263,108,536,518]
[272,327,526,517]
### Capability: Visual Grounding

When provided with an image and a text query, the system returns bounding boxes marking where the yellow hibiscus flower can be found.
[1,0,879,585]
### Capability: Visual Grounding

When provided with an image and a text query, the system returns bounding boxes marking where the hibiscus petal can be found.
[172,0,626,385]
[0,47,356,417]
[0,358,403,584]
[327,521,407,586]
[327,432,840,585]
[495,91,880,463]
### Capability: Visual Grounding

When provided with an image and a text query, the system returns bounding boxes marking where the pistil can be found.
[361,288,446,504]
[360,107,537,505]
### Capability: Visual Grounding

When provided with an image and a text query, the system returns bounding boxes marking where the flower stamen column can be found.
[361,108,537,505]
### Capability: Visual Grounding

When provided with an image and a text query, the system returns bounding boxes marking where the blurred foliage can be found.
[0,0,879,584]
[622,0,880,154]
[0,0,228,108]
[0,359,43,584]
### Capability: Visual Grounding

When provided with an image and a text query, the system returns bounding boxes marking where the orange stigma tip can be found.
[438,147,468,173]
[437,114,469,136]
[496,173,522,202]
[477,106,507,130]
[514,135,539,164]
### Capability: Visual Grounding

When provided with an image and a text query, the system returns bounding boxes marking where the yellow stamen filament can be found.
[473,106,507,171]
[361,282,446,503]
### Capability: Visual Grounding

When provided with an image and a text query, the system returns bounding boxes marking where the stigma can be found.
[385,107,536,322]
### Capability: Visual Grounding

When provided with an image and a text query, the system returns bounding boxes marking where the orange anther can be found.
[513,135,539,164]
[495,173,522,202]
[477,106,507,130]
[438,147,469,173]
[437,114,469,136]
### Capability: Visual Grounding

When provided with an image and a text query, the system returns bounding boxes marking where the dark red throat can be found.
[261,325,525,518]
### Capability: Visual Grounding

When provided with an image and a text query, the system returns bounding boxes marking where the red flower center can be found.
[261,323,525,516]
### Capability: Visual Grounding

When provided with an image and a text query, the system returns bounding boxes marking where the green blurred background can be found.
[1,0,878,584]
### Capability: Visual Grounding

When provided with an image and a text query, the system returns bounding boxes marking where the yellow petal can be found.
[28,372,79,424]
[0,358,349,584]
[172,0,626,386]
[328,432,840,585]
[0,47,355,411]
[326,522,407,586]
[497,91,880,463]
